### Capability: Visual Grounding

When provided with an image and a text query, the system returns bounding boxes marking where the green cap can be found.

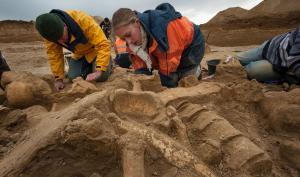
[35,13,64,42]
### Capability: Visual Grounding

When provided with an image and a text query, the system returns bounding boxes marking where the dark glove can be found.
[159,72,178,88]
[115,54,131,68]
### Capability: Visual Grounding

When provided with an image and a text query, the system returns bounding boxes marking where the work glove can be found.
[86,70,102,82]
[54,79,65,91]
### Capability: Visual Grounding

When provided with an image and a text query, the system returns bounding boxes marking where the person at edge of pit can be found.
[35,9,112,91]
[112,3,205,88]
[234,27,300,85]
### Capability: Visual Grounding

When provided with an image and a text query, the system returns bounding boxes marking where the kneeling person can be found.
[236,28,300,84]
[112,3,205,87]
[35,10,112,90]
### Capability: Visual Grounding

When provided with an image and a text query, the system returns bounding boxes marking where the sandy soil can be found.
[0,41,299,177]
[1,1,300,175]
[200,0,300,46]
[0,21,41,43]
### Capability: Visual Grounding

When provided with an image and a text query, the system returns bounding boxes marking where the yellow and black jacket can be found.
[45,9,110,80]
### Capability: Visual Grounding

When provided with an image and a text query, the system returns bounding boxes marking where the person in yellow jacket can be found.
[35,9,112,91]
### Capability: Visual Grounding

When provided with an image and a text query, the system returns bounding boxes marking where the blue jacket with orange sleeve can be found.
[129,3,205,77]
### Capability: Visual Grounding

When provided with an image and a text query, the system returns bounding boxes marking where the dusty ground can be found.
[0,41,299,177]
[200,0,300,46]
[0,21,41,43]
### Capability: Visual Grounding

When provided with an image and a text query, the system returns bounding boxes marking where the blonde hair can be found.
[112,8,138,30]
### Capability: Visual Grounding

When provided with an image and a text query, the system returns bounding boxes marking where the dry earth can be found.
[0,41,299,177]
[0,0,300,175]
[201,0,300,46]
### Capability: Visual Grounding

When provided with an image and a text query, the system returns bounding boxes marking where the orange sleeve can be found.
[130,54,147,70]
[160,17,194,75]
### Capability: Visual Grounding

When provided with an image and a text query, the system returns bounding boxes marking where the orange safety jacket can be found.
[128,3,204,76]
[130,17,195,75]
[115,38,128,54]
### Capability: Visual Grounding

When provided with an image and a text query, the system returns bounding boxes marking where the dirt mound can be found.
[0,15,105,43]
[1,39,300,176]
[1,71,52,108]
[251,0,300,15]
[205,7,249,26]
[205,0,300,28]
[0,20,42,43]
[0,65,299,177]
[201,0,300,46]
